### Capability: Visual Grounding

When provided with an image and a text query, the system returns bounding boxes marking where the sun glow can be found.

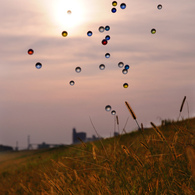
[53,0,86,30]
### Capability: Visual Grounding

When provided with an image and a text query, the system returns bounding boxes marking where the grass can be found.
[0,116,195,194]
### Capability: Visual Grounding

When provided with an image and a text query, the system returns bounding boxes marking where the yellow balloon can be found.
[123,83,129,88]
[151,29,156,34]
[112,1,117,6]
[62,31,68,37]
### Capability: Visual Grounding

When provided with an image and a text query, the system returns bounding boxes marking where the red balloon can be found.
[102,39,107,45]
[28,49,34,55]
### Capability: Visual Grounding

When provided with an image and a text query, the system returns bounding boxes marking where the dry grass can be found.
[178,96,187,120]
[151,122,167,142]
[180,96,186,113]
[186,146,195,180]
[0,115,195,194]
[125,101,137,120]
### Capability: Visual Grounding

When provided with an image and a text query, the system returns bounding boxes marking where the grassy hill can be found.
[0,117,195,194]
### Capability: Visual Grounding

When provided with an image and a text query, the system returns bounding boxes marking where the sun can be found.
[53,0,86,30]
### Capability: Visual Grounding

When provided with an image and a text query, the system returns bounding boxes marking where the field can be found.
[0,116,195,194]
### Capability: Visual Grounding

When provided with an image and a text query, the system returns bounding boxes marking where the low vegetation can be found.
[0,100,194,194]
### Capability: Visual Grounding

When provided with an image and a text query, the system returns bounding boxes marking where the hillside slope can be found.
[0,117,195,194]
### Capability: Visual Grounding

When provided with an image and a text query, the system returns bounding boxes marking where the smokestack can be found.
[72,128,76,144]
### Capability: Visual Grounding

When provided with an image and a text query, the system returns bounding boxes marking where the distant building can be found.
[73,128,86,144]
[38,142,50,149]
[27,134,66,150]
[86,135,99,142]
[72,128,100,144]
[72,128,120,145]
[0,145,13,152]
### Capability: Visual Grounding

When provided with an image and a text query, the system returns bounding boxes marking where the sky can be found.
[0,0,195,150]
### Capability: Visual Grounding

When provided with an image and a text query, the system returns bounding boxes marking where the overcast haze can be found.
[0,0,195,149]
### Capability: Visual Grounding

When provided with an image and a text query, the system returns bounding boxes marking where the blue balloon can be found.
[105,53,110,58]
[105,26,110,31]
[111,8,117,13]
[105,35,110,40]
[120,3,126,9]
[87,31,93,36]
[35,62,42,69]
[125,65,130,70]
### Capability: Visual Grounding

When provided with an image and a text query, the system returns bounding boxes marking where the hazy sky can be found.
[0,0,195,149]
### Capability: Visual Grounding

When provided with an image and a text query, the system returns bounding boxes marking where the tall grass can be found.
[0,105,195,194]
[178,96,186,119]
[125,101,140,130]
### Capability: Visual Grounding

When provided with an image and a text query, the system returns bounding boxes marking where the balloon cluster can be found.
[27,2,162,115]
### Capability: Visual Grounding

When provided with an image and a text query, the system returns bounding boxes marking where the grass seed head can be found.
[151,122,166,142]
[172,131,178,146]
[116,115,119,125]
[74,170,79,181]
[125,101,137,120]
[180,96,186,112]
[186,146,195,180]
[133,153,144,167]
[121,145,131,156]
[92,145,97,160]
[68,188,74,195]
[140,141,149,150]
